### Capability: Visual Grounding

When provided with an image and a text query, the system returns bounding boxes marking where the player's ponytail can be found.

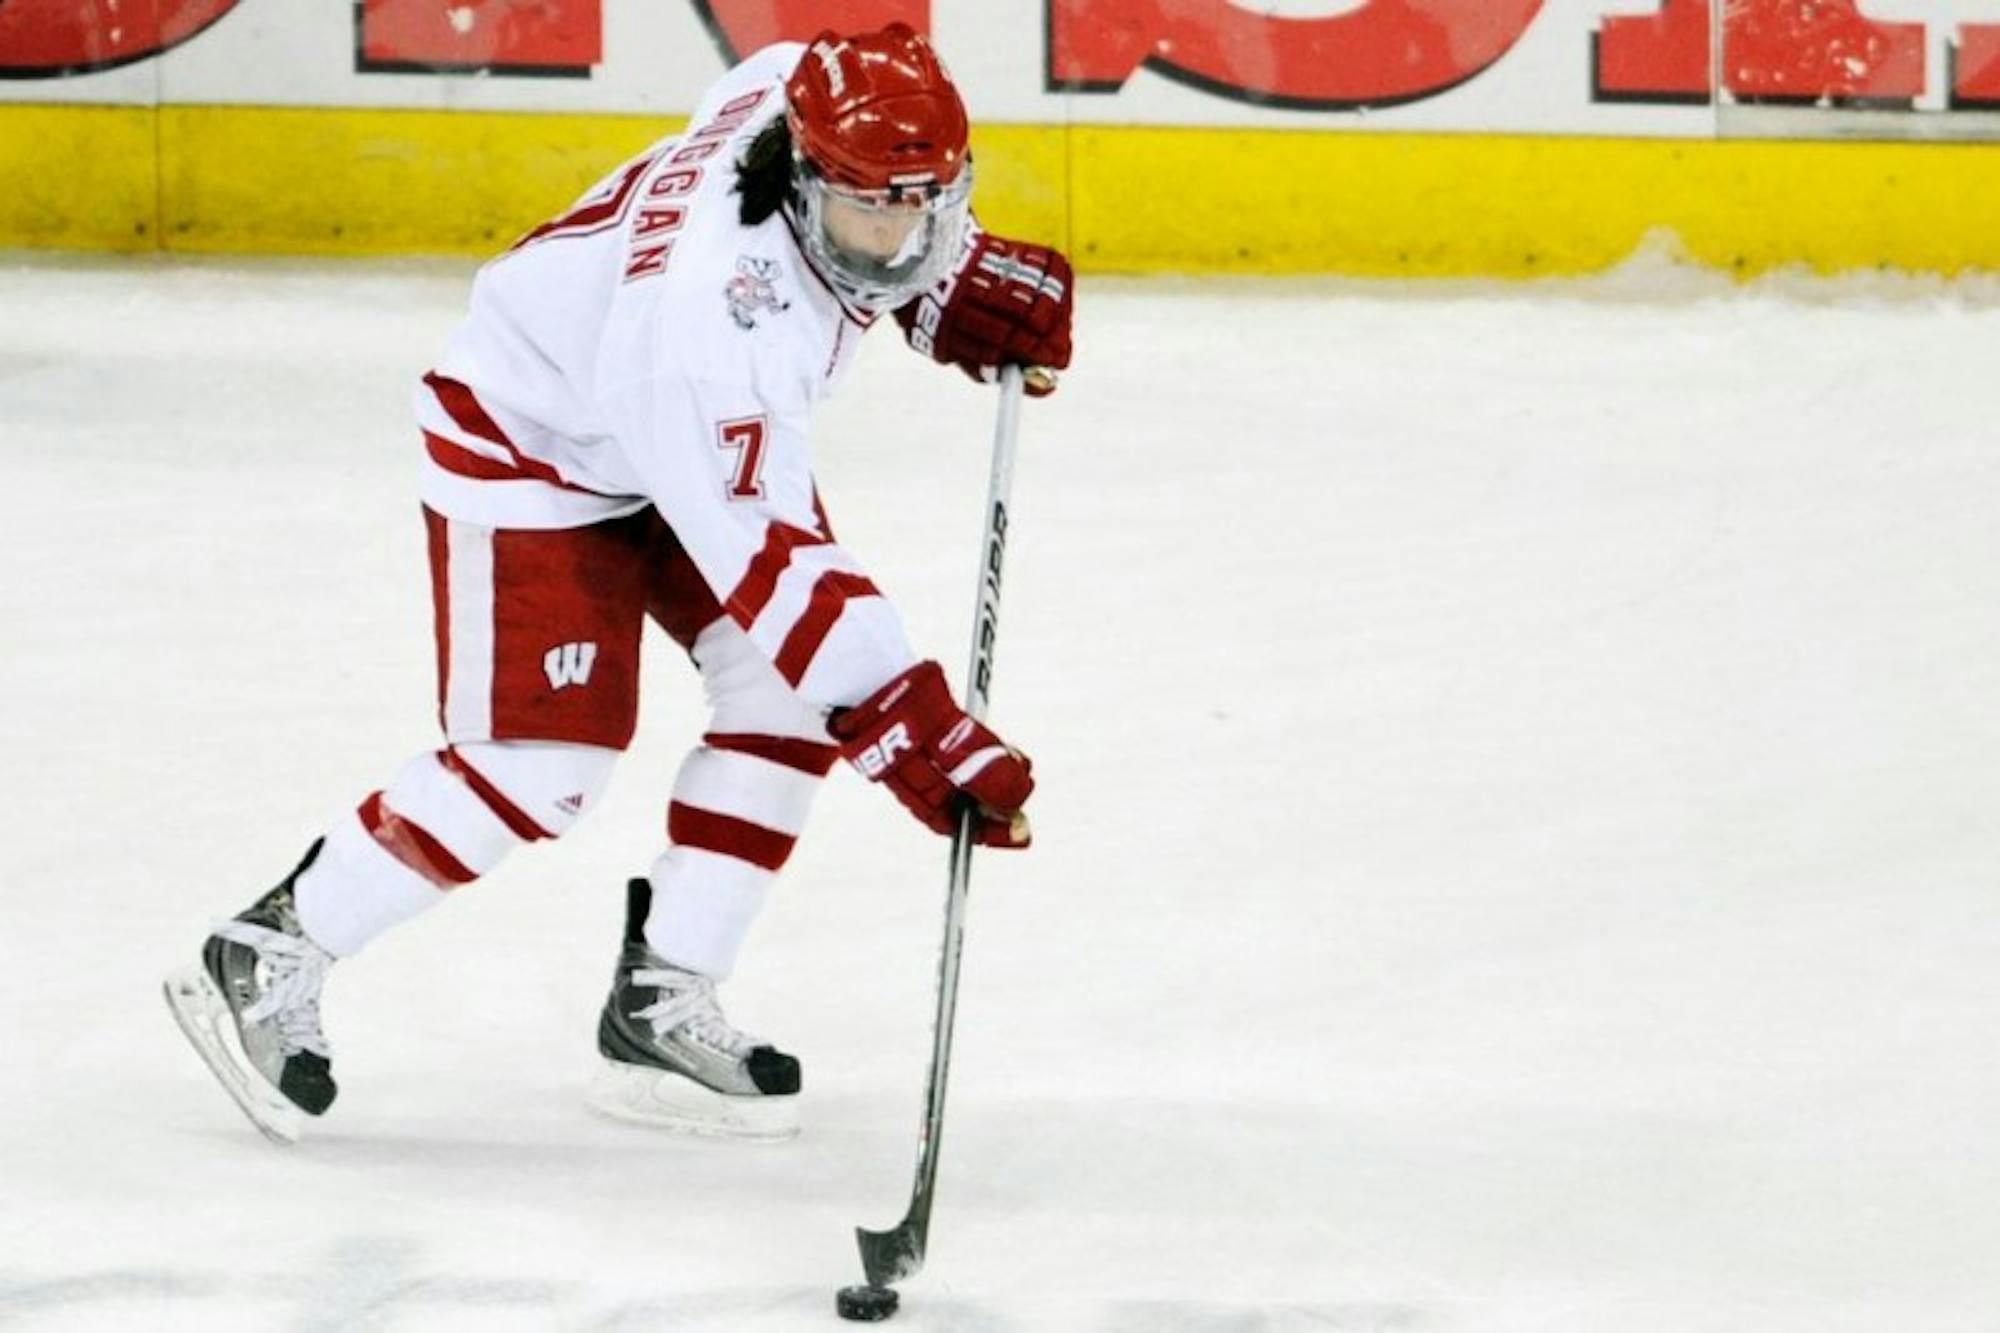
[736,117,794,226]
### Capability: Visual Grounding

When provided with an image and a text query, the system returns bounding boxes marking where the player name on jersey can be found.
[626,89,774,284]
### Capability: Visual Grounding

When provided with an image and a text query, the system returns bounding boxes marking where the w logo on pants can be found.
[544,641,598,691]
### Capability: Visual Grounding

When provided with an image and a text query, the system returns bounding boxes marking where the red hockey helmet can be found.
[786,24,969,194]
[784,25,973,310]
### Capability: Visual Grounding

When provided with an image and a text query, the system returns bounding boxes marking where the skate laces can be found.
[212,920,334,1058]
[630,969,756,1058]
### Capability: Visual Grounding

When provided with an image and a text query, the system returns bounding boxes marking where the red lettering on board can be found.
[690,1,928,65]
[357,0,601,75]
[0,0,240,77]
[1595,0,1924,106]
[1593,0,1708,103]
[1951,24,2000,108]
[1728,0,1922,103]
[1048,0,1544,109]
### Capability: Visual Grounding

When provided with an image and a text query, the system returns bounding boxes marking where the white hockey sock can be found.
[293,809,444,958]
[642,845,773,981]
[291,741,617,958]
[640,741,826,979]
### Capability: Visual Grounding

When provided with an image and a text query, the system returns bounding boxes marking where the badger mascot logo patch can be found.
[726,256,790,330]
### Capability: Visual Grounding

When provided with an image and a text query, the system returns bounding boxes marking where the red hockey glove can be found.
[896,228,1073,397]
[829,661,1036,848]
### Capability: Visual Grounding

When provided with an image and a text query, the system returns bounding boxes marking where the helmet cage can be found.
[790,151,972,313]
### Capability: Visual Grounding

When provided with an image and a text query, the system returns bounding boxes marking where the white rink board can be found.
[0,0,1741,136]
[16,1,2000,143]
[2,256,1999,1330]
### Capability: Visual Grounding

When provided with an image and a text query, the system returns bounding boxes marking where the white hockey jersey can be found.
[415,42,919,714]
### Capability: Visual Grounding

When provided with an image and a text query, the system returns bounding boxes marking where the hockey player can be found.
[163,24,1073,1144]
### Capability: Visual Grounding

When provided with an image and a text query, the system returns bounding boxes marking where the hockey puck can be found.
[836,1284,899,1321]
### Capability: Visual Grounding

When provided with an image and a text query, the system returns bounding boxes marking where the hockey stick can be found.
[854,364,1034,1292]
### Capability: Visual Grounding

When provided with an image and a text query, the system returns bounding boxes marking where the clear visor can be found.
[793,162,972,312]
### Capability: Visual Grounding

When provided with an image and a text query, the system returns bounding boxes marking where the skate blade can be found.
[584,1058,800,1142]
[162,965,304,1146]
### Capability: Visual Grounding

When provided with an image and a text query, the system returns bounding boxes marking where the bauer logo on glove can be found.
[830,661,1036,848]
[896,226,1074,398]
[852,722,915,779]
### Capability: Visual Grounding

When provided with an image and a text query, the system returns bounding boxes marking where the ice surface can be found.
[2,253,1998,1331]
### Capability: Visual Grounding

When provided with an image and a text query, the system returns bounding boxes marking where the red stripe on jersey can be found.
[425,432,541,485]
[422,372,516,449]
[667,802,797,872]
[703,732,840,776]
[440,748,552,843]
[422,374,602,496]
[359,791,477,889]
[774,571,881,686]
[724,521,831,627]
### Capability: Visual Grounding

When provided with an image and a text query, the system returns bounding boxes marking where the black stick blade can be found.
[856,1221,925,1288]
[836,1284,900,1322]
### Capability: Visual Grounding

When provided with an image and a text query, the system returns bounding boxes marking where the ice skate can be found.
[585,879,801,1141]
[162,841,338,1144]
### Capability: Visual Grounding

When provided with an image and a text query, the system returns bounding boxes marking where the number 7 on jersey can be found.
[717,416,769,500]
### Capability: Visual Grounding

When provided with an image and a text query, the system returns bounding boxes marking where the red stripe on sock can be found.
[703,732,839,776]
[667,801,796,872]
[359,791,477,888]
[439,748,552,842]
